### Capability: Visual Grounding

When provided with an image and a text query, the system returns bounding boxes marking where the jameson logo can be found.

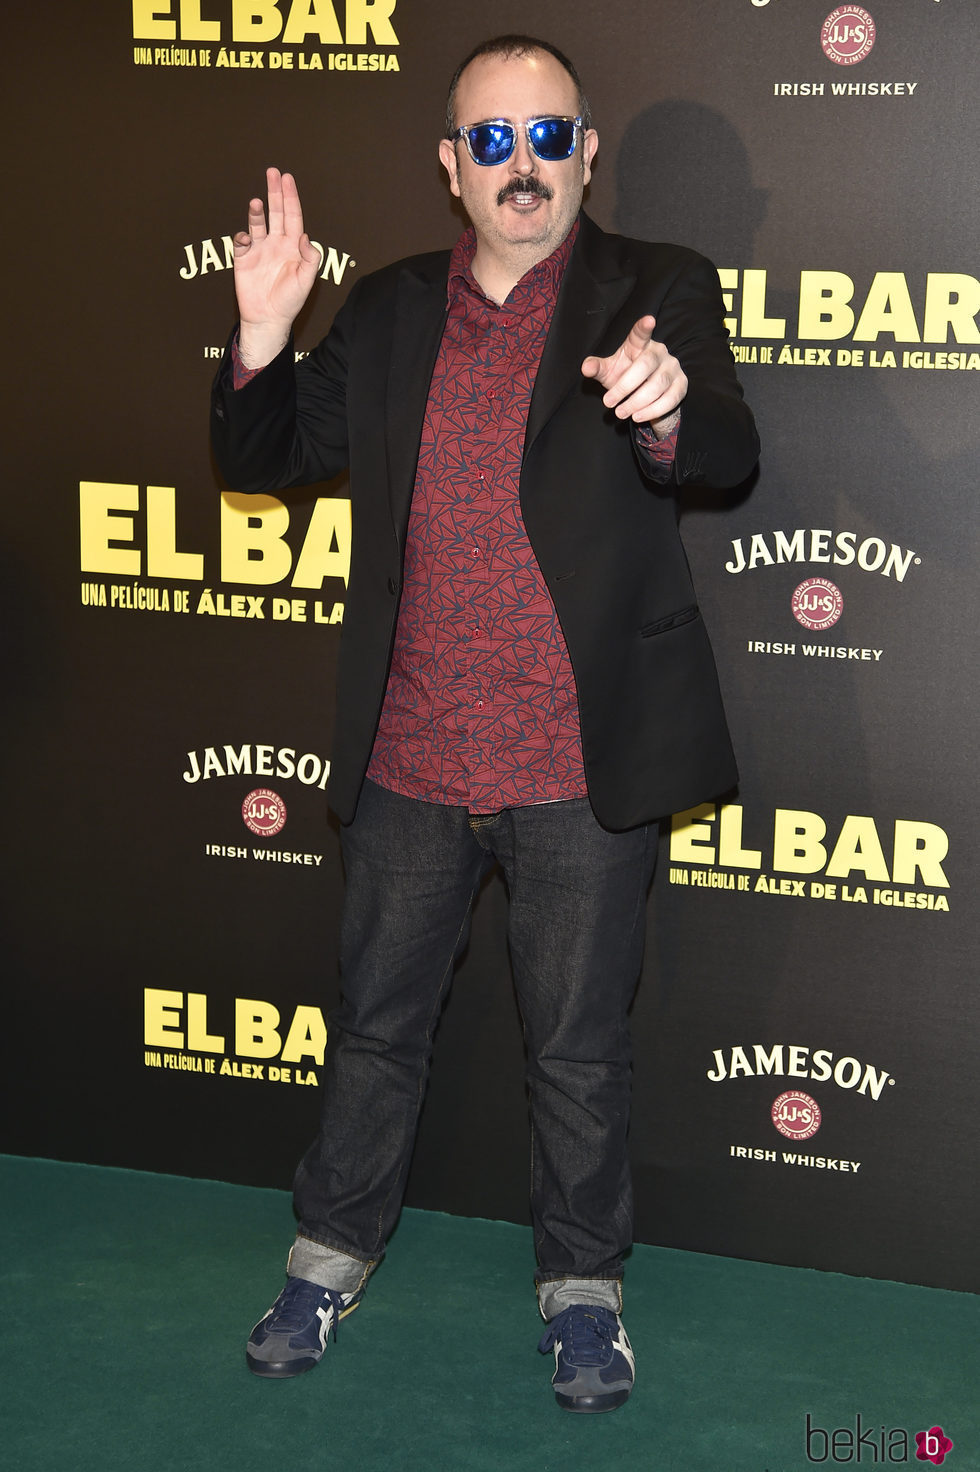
[805,1413,954,1464]
[182,743,330,789]
[707,1045,894,1100]
[724,529,918,580]
[180,235,354,284]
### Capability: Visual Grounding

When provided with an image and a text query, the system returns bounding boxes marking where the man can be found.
[211,35,759,1413]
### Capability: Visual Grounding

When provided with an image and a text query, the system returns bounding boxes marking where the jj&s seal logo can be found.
[821,8,876,66]
[791,577,844,630]
[772,1090,822,1141]
[243,789,287,837]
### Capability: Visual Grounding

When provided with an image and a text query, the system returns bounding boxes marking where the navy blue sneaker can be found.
[538,1303,635,1412]
[246,1276,362,1378]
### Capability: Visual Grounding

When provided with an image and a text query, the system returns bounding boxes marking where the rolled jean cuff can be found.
[537,1276,623,1320]
[287,1234,377,1293]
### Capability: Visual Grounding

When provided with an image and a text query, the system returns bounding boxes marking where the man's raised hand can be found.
[581,315,687,437]
[233,168,322,369]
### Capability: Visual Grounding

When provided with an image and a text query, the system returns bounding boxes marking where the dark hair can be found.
[445,34,592,136]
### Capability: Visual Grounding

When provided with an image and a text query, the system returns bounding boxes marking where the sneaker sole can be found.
[555,1387,632,1413]
[246,1351,320,1379]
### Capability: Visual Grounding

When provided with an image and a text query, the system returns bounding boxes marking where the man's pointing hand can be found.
[582,315,686,437]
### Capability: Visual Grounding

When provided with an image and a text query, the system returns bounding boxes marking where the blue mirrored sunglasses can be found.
[451,115,583,167]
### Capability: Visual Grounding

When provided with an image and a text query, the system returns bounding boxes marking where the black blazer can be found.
[211,212,760,830]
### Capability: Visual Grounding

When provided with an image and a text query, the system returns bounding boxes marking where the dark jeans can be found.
[292,779,657,1304]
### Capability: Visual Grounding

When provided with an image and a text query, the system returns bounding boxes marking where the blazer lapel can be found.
[524,215,637,456]
[385,259,448,539]
[381,222,637,524]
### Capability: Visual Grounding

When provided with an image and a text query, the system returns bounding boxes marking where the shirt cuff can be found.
[634,416,679,464]
[230,333,264,391]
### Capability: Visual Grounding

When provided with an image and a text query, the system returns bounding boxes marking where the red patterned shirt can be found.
[369,223,649,811]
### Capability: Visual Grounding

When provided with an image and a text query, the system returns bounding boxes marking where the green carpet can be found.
[1,1156,975,1471]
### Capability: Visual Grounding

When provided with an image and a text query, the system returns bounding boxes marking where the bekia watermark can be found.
[803,1413,954,1463]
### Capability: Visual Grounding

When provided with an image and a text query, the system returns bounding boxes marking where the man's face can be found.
[438,50,598,266]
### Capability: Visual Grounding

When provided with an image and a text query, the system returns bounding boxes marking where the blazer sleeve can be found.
[633,250,759,490]
[209,284,360,494]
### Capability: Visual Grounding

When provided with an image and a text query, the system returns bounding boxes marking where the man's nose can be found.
[509,128,537,175]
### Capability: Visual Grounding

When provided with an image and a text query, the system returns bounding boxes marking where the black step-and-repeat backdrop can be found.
[5,2,976,1294]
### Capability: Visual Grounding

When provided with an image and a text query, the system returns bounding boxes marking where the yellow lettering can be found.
[179,0,220,40]
[231,0,282,43]
[144,988,184,1048]
[280,1005,327,1064]
[221,492,293,584]
[825,815,890,881]
[292,497,352,588]
[132,0,177,40]
[186,992,226,1053]
[853,273,920,344]
[798,271,855,340]
[717,267,737,338]
[282,0,342,44]
[717,804,762,869]
[235,998,283,1058]
[669,803,716,865]
[740,269,786,338]
[892,820,949,888]
[79,481,141,576]
[146,486,205,580]
[345,0,399,45]
[922,273,980,345]
[773,808,827,874]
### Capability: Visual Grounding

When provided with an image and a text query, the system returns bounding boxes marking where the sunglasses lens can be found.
[467,123,516,165]
[528,118,577,160]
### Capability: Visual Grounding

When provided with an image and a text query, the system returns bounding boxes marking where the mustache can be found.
[496,177,554,205]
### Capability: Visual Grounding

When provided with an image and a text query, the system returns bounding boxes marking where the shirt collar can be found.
[447,217,580,309]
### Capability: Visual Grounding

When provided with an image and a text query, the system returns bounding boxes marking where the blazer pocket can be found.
[639,604,700,638]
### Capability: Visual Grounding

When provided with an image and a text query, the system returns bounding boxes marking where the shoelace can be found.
[268,1280,347,1341]
[538,1305,616,1365]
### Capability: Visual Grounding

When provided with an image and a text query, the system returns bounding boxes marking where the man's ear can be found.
[582,128,598,187]
[439,137,462,199]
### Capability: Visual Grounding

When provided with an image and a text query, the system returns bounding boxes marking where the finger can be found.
[581,316,660,386]
[625,314,658,351]
[232,229,252,257]
[280,171,305,240]
[600,346,668,410]
[266,165,285,234]
[246,197,267,241]
[582,345,633,387]
[298,232,321,270]
[616,367,688,423]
